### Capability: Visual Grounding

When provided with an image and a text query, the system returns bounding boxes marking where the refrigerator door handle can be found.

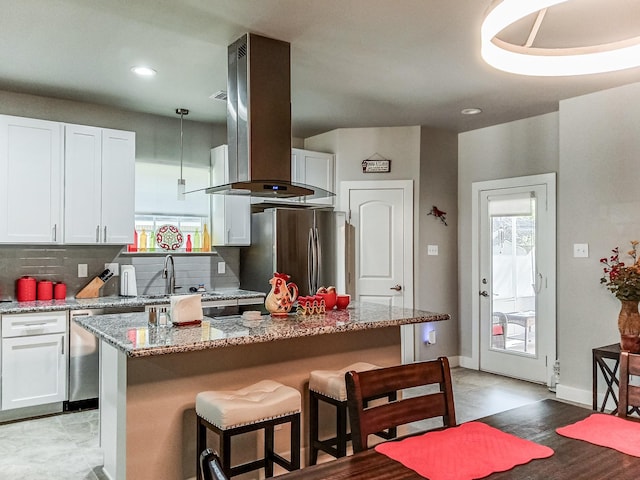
[314,227,321,290]
[308,228,315,294]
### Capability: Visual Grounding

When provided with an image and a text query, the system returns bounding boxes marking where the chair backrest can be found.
[619,351,640,419]
[345,356,456,452]
[200,448,228,480]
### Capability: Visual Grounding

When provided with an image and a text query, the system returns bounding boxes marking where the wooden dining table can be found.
[279,399,640,479]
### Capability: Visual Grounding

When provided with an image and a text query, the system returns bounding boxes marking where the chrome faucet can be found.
[162,254,176,294]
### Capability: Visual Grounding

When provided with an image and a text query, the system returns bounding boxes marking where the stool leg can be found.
[309,391,319,465]
[196,416,206,480]
[265,424,275,477]
[336,401,348,458]
[291,413,301,471]
[220,430,232,479]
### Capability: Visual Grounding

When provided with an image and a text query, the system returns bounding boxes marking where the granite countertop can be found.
[74,302,450,358]
[0,289,265,314]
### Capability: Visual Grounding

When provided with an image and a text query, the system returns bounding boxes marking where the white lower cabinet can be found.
[1,311,67,410]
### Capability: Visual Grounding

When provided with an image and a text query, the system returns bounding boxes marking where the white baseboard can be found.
[555,384,611,409]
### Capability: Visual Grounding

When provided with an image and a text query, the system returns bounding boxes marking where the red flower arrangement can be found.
[600,241,640,301]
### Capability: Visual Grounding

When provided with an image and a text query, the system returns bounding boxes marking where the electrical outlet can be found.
[218,262,226,274]
[427,245,439,256]
[105,262,119,276]
[573,243,589,258]
[78,264,88,278]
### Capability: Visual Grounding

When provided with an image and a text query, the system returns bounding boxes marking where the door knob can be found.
[479,290,489,297]
[390,284,402,291]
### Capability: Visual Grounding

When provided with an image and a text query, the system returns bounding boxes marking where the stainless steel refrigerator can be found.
[240,208,347,297]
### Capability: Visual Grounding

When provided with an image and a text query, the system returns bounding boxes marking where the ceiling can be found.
[1,0,639,138]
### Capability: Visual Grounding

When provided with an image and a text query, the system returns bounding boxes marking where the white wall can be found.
[557,82,640,404]
[458,113,559,361]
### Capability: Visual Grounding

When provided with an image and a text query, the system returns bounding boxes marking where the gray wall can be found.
[305,126,459,361]
[458,113,559,359]
[557,82,640,403]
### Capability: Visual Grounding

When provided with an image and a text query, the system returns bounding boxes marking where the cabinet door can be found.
[101,129,135,244]
[64,124,103,243]
[291,148,335,205]
[2,333,67,410]
[0,115,63,243]
[211,195,251,246]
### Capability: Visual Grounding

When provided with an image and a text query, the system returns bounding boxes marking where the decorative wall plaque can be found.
[362,159,391,173]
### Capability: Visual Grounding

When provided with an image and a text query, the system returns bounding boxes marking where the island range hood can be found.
[206,33,332,199]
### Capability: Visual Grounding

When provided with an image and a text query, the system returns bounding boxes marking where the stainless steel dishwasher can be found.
[66,307,143,411]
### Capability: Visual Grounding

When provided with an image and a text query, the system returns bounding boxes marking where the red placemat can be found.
[556,413,640,457]
[374,421,553,480]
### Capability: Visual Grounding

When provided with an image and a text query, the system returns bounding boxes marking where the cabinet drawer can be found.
[2,311,67,338]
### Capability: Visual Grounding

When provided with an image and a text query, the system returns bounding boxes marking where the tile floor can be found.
[0,367,558,480]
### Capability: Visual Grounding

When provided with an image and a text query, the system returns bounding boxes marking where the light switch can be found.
[218,262,226,274]
[573,243,589,258]
[427,245,439,256]
[78,264,88,278]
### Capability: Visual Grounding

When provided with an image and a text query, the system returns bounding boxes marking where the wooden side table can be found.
[592,343,621,412]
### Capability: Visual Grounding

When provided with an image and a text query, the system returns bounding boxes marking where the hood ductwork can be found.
[206,33,332,199]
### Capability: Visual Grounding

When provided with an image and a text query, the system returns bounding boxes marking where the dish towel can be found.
[556,413,640,457]
[374,421,553,480]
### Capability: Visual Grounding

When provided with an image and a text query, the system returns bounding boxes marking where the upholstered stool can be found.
[308,362,397,465]
[196,380,301,478]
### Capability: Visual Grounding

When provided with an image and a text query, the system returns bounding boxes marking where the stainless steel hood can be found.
[206,33,333,200]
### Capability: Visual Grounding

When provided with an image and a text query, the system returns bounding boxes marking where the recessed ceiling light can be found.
[131,66,157,77]
[461,108,483,115]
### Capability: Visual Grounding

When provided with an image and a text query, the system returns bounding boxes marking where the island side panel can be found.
[125,327,401,480]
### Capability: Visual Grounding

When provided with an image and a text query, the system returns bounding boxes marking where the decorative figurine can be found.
[265,272,299,317]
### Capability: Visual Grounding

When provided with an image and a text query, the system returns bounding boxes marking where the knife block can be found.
[75,276,105,299]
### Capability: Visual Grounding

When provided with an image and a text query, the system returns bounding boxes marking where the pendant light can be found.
[176,108,189,200]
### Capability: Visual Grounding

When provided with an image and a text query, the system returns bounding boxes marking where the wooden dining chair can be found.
[618,351,640,419]
[200,448,229,480]
[345,356,456,452]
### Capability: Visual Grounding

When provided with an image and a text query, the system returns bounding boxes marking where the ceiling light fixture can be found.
[176,108,189,201]
[461,108,483,115]
[130,66,157,77]
[481,0,640,76]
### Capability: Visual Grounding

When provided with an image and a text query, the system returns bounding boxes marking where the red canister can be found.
[54,282,67,300]
[16,276,37,302]
[37,281,53,301]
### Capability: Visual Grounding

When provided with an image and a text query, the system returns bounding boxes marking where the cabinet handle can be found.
[61,335,65,355]
[227,229,230,243]
[104,226,108,243]
[96,225,100,243]
[52,224,57,242]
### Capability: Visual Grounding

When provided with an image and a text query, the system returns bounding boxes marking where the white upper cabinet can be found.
[210,145,251,246]
[291,148,335,206]
[0,115,63,243]
[64,125,135,244]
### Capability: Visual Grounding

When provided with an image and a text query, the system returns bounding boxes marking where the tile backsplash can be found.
[0,245,240,301]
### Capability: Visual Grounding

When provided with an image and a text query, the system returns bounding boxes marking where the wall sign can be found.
[362,159,391,173]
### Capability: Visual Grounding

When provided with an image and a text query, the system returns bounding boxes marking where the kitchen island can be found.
[75,303,449,480]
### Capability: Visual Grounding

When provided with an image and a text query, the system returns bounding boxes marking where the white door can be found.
[474,174,556,384]
[2,333,67,409]
[64,124,103,243]
[340,180,414,362]
[0,115,63,243]
[101,128,135,244]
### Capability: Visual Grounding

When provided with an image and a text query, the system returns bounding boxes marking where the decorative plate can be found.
[156,224,183,251]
